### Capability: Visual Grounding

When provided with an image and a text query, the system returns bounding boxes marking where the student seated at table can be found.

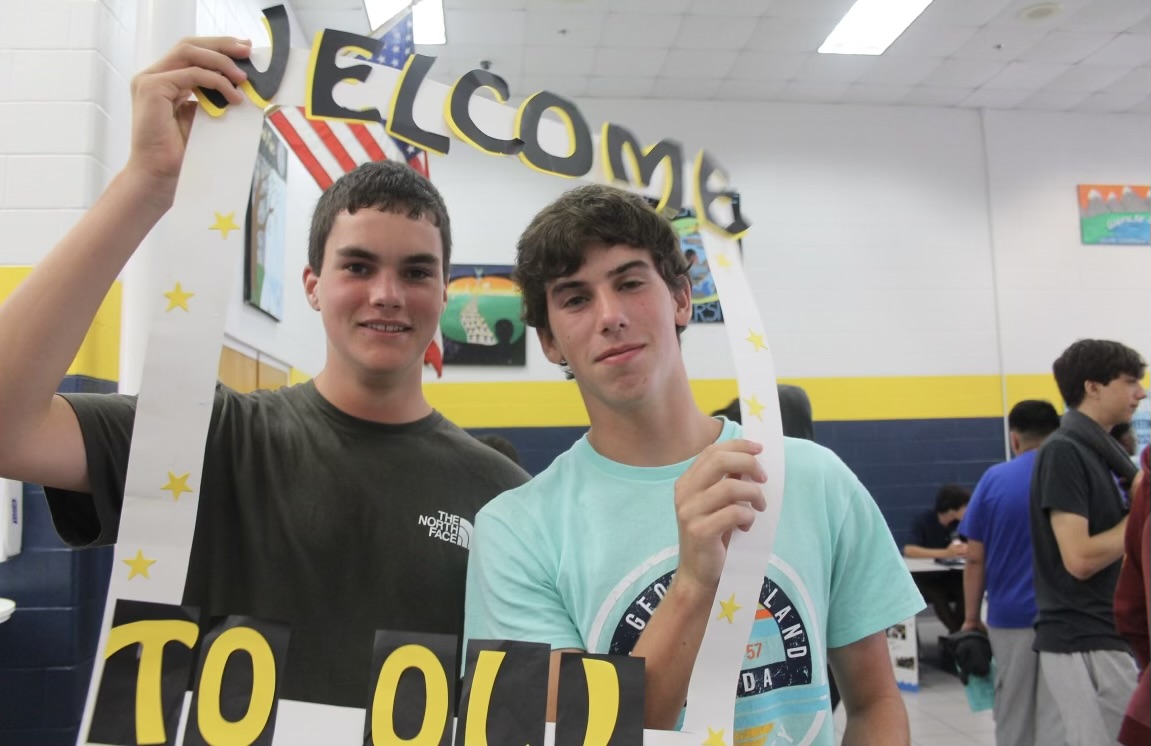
[904,484,971,633]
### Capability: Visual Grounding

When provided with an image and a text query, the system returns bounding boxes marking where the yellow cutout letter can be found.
[104,619,200,745]
[197,627,277,745]
[372,644,450,746]
[464,650,506,746]
[581,658,620,746]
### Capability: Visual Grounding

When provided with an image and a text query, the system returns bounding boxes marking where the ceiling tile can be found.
[839,83,912,104]
[1016,31,1117,63]
[446,0,526,8]
[917,0,1016,26]
[447,43,523,79]
[1131,15,1151,34]
[660,48,738,79]
[524,8,606,46]
[728,50,811,81]
[446,10,526,45]
[600,13,683,48]
[715,77,788,101]
[921,58,1007,87]
[902,85,977,106]
[520,74,587,97]
[884,23,981,58]
[1017,88,1091,110]
[856,56,942,86]
[610,0,692,13]
[593,48,669,77]
[584,75,655,97]
[959,87,1032,109]
[982,62,1071,89]
[1061,0,1151,33]
[777,80,849,102]
[1081,33,1151,66]
[1103,66,1151,95]
[764,0,856,21]
[298,10,366,36]
[1043,63,1132,92]
[528,0,610,6]
[1127,97,1151,113]
[949,24,1047,61]
[688,0,774,17]
[1075,89,1149,112]
[794,53,876,84]
[523,45,596,75]
[651,76,720,99]
[671,14,758,49]
[744,17,837,52]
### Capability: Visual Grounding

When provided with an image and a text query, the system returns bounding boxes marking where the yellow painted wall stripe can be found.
[425,373,1131,428]
[0,267,121,382]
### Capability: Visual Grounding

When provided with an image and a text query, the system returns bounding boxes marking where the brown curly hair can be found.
[513,184,689,335]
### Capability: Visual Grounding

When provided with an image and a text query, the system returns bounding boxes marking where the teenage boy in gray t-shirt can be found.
[0,37,527,710]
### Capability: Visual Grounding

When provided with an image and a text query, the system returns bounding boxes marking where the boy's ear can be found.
[537,327,564,366]
[673,275,692,326]
[303,266,320,310]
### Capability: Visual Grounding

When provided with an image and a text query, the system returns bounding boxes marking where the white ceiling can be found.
[289,0,1151,113]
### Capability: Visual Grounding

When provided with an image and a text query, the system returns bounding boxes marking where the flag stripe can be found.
[268,109,333,190]
[287,109,348,186]
[349,122,388,162]
[308,119,358,173]
[327,121,373,165]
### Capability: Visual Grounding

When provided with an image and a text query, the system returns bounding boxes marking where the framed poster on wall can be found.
[1077,184,1151,245]
[245,121,289,319]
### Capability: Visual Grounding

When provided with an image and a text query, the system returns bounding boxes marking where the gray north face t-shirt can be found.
[46,381,529,708]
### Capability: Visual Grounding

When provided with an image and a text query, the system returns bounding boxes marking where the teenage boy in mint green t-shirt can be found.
[465,185,923,743]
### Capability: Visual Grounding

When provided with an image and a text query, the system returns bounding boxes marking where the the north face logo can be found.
[417,510,473,549]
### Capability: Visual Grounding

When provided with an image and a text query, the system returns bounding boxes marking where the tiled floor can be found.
[833,665,996,746]
[834,617,997,746]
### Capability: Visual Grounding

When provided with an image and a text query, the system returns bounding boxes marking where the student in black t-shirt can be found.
[904,484,972,633]
[1030,339,1145,745]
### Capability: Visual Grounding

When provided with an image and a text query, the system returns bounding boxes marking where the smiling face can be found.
[303,208,447,388]
[539,244,692,412]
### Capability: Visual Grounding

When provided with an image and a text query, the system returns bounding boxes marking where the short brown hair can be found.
[513,184,689,334]
[307,160,451,277]
[1053,339,1145,409]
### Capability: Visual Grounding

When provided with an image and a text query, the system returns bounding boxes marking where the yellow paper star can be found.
[716,253,732,269]
[702,727,727,746]
[744,394,766,421]
[210,211,240,239]
[717,593,742,623]
[164,282,194,312]
[123,549,156,580]
[161,472,193,501]
[745,330,767,352]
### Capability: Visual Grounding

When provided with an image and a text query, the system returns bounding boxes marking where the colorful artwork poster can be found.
[669,206,725,323]
[1077,184,1151,245]
[442,264,527,366]
[244,120,289,319]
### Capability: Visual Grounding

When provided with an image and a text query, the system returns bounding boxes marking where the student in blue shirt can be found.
[960,400,1061,746]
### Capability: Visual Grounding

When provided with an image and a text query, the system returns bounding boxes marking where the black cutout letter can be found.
[601,122,684,212]
[446,70,523,156]
[515,91,593,178]
[386,54,451,154]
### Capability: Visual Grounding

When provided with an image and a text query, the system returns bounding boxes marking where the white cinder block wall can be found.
[0,0,135,266]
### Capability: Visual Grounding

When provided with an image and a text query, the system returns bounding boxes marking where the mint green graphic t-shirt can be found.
[465,419,924,744]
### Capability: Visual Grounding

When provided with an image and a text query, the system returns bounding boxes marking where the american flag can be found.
[267,8,444,376]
